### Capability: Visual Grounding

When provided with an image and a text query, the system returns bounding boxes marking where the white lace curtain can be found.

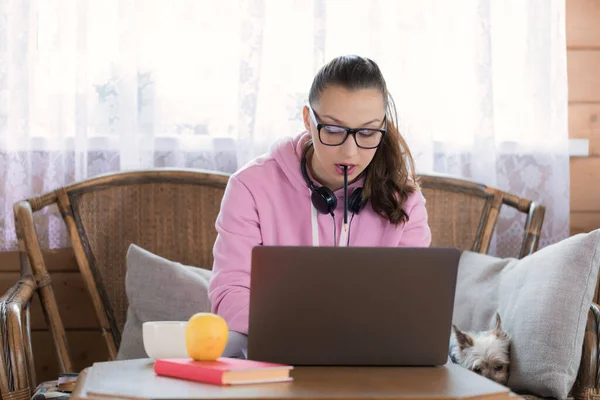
[0,0,569,257]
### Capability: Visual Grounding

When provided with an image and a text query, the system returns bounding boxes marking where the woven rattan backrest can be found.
[57,170,229,354]
[420,186,489,251]
[417,173,545,258]
[418,174,504,254]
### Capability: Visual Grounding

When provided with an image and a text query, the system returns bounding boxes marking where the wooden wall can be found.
[568,0,600,235]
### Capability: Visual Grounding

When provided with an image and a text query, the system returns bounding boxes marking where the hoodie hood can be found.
[271,131,365,197]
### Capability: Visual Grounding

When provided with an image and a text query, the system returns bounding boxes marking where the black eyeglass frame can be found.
[307,105,387,149]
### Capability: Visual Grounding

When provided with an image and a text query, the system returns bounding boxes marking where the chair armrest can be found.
[518,201,545,258]
[14,200,73,376]
[572,302,600,400]
[0,275,37,398]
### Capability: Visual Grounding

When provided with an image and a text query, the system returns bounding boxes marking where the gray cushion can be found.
[117,244,212,360]
[453,229,600,400]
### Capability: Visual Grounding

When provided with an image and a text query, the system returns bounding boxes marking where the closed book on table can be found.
[154,357,294,385]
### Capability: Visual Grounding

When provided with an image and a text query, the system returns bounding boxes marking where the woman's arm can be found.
[398,190,432,247]
[208,174,262,335]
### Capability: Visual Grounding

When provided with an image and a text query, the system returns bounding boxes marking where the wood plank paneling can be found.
[0,272,99,330]
[570,157,600,211]
[571,211,600,235]
[569,103,600,155]
[31,330,108,384]
[569,103,600,138]
[567,50,600,103]
[566,0,600,49]
[0,248,78,273]
[566,0,600,236]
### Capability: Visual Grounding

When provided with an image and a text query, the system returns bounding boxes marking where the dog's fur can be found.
[449,313,511,385]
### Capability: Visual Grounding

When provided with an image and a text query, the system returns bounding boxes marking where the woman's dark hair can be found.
[308,55,418,224]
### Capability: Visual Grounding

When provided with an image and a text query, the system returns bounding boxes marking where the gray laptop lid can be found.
[247,246,461,366]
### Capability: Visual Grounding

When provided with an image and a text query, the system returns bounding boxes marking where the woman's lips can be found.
[335,164,356,176]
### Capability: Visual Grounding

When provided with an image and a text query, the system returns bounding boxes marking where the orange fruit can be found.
[185,313,228,361]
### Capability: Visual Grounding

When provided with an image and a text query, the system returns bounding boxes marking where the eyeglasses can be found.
[308,106,386,149]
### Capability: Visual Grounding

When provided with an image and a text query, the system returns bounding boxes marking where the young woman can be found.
[209,55,432,358]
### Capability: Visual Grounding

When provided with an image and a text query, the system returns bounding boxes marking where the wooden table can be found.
[71,358,522,400]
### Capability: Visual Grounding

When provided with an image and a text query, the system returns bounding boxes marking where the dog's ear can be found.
[452,324,473,350]
[493,312,509,339]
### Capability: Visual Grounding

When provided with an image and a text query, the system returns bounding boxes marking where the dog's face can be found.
[451,313,510,385]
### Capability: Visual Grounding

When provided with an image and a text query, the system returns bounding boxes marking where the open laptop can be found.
[247,246,461,367]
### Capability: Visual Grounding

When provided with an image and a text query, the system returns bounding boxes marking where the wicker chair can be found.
[3,169,229,398]
[0,168,598,400]
[417,173,546,258]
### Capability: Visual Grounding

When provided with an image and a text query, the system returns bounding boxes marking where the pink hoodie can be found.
[208,131,432,335]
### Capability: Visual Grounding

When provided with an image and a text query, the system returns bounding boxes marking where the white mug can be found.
[142,321,188,359]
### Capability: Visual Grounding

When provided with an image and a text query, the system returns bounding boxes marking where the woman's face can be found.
[303,85,386,190]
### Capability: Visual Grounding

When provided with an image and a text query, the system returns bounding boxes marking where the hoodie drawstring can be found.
[310,188,349,247]
[310,189,320,246]
[338,224,348,247]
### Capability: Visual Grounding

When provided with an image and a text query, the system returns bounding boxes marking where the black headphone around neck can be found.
[300,142,366,216]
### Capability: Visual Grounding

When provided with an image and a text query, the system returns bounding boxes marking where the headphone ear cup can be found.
[311,186,337,215]
[348,187,366,214]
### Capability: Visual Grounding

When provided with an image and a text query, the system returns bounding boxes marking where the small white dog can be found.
[449,313,511,385]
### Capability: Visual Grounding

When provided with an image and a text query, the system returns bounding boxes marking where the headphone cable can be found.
[347,213,356,246]
[331,213,337,247]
